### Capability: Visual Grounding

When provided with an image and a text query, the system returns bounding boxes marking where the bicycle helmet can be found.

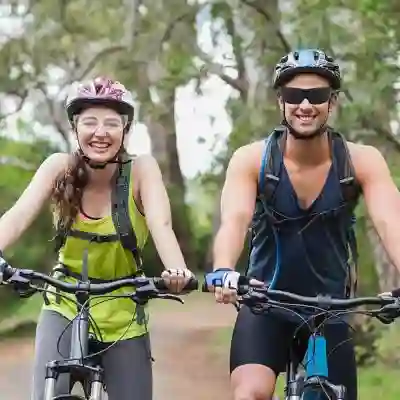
[273,49,341,90]
[66,77,135,129]
[65,77,135,168]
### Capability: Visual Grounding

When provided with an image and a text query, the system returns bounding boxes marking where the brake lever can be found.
[374,302,400,325]
[131,281,186,304]
[5,272,36,298]
[155,293,184,303]
[130,292,184,304]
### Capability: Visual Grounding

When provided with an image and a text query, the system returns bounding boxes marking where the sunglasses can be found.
[280,87,332,105]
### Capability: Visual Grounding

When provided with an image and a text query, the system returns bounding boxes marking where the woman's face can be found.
[76,106,126,163]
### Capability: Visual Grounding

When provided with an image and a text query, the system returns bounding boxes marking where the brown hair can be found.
[51,151,89,231]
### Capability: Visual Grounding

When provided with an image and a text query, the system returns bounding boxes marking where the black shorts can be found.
[230,306,357,400]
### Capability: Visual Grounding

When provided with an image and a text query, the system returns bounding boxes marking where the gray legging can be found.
[31,310,153,400]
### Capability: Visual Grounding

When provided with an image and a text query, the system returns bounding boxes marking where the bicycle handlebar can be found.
[0,265,198,296]
[239,286,395,309]
[202,275,400,320]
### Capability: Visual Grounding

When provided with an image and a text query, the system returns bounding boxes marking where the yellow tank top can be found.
[43,165,149,342]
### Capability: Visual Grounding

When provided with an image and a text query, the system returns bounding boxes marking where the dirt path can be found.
[0,295,236,399]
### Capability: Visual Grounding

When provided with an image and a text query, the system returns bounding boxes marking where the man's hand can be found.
[161,269,195,294]
[379,288,400,298]
[205,269,264,304]
[215,270,241,304]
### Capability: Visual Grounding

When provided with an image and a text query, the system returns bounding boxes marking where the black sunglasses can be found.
[280,87,332,105]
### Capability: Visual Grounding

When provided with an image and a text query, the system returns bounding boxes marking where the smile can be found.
[89,142,111,149]
[295,115,316,122]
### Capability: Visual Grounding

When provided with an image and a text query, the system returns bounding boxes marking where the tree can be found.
[0,0,201,269]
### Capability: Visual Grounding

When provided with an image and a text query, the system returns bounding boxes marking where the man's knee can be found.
[231,364,276,400]
[233,385,274,400]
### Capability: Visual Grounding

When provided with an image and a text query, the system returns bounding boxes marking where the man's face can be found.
[278,74,336,138]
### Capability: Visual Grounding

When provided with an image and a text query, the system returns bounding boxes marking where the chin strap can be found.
[82,154,130,169]
[77,132,128,169]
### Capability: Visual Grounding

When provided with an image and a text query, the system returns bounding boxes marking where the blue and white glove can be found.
[204,268,242,304]
[205,268,240,290]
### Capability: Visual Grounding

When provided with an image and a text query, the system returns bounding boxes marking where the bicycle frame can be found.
[284,316,347,400]
[44,289,104,400]
[0,263,197,400]
[209,278,400,400]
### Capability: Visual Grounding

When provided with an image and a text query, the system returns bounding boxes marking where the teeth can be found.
[90,143,110,149]
[297,116,314,121]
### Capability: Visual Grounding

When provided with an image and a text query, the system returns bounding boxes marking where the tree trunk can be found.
[145,89,197,270]
[203,0,284,269]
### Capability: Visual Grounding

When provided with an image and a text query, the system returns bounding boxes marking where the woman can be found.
[0,77,194,399]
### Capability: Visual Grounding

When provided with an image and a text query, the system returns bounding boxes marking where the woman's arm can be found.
[0,152,69,252]
[137,155,188,271]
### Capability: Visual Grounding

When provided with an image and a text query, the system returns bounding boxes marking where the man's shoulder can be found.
[233,140,265,156]
[346,141,382,163]
[230,141,266,174]
[346,142,386,181]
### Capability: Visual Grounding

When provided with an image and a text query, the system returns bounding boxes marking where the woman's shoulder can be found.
[130,153,160,174]
[132,153,158,165]
[39,152,71,177]
[129,153,163,189]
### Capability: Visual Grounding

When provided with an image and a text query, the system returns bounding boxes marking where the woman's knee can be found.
[231,364,276,400]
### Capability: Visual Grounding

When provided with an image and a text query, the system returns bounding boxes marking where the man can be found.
[205,49,400,400]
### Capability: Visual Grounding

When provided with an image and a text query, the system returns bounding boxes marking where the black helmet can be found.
[273,49,341,90]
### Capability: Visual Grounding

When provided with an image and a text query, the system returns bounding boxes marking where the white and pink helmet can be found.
[65,77,135,131]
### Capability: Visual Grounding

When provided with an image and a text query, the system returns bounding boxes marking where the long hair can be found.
[51,151,89,231]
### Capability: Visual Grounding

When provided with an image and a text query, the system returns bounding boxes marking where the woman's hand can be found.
[161,269,195,293]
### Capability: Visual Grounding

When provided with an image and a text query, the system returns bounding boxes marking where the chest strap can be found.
[54,160,142,268]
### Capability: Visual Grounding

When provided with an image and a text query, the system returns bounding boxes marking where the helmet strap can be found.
[75,130,129,170]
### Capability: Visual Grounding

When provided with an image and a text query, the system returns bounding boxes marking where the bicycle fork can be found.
[285,334,347,400]
[43,360,104,400]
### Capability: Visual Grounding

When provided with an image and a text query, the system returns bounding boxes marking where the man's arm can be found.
[213,145,258,270]
[355,144,400,271]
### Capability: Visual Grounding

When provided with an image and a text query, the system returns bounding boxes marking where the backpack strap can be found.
[111,163,146,324]
[54,226,68,254]
[247,127,285,277]
[258,126,285,203]
[331,129,361,205]
[331,129,361,296]
[111,160,143,270]
[53,224,120,253]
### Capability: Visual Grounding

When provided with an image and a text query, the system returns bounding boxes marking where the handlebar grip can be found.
[201,281,210,292]
[154,277,198,292]
[392,288,400,298]
[0,264,16,282]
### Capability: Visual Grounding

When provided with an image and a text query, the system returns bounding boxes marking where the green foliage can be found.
[0,2,399,379]
[0,136,55,307]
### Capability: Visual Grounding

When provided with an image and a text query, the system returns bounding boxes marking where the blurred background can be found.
[0,0,400,398]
